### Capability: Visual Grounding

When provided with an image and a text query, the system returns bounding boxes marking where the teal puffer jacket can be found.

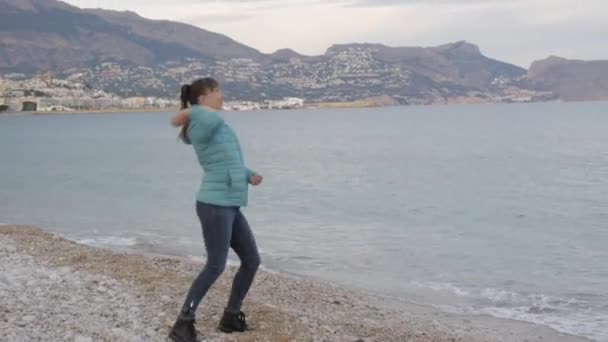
[185,106,255,207]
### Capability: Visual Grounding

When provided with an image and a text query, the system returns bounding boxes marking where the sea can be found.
[1,102,607,341]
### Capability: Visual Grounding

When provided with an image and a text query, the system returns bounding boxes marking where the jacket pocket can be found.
[227,169,246,191]
[226,170,233,188]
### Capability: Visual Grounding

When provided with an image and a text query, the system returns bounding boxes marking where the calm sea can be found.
[1,102,607,340]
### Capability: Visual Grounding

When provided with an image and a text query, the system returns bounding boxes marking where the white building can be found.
[122,97,146,109]
[224,101,261,111]
[266,97,304,109]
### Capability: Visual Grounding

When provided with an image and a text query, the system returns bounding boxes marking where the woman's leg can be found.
[225,209,261,312]
[170,203,237,341]
[217,209,260,333]
[181,203,236,313]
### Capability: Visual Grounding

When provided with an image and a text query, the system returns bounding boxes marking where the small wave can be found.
[410,281,472,297]
[413,281,608,341]
[478,306,608,342]
[480,288,520,303]
[182,255,279,274]
[77,236,138,247]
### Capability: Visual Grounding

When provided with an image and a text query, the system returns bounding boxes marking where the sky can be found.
[62,0,608,67]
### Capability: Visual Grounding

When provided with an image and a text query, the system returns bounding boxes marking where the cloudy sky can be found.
[63,0,607,67]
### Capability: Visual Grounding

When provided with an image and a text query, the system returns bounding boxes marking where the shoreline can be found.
[0,224,591,342]
[3,99,608,117]
[29,108,174,115]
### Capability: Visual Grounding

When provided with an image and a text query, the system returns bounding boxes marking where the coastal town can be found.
[1,45,556,114]
[0,72,306,113]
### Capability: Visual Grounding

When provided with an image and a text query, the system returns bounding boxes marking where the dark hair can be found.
[180,77,220,109]
[179,77,219,141]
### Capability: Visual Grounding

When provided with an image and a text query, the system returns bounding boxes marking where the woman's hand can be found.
[171,109,190,127]
[249,174,263,186]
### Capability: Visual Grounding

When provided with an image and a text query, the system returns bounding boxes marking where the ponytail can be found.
[180,84,191,109]
[179,84,191,142]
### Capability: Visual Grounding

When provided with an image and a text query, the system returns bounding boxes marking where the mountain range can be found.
[1,0,607,104]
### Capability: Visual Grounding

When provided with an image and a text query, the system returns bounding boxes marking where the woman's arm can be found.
[175,107,225,143]
[171,109,190,127]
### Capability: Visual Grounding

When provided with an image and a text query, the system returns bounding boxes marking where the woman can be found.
[168,78,262,342]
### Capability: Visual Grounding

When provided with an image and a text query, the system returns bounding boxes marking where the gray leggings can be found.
[182,202,261,314]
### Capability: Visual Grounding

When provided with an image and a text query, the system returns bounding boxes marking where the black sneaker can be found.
[218,310,250,333]
[168,310,202,342]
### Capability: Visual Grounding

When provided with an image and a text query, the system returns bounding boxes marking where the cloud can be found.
[183,13,253,24]
[62,0,608,65]
[348,0,490,6]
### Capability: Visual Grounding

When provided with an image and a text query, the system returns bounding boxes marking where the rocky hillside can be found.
[527,56,608,101]
[2,0,600,103]
[0,0,261,73]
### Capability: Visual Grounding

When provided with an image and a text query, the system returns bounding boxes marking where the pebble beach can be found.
[0,225,590,342]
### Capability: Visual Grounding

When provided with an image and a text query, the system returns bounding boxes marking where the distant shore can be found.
[10,98,606,117]
[28,108,175,115]
[2,95,407,115]
[0,224,589,342]
[21,102,385,115]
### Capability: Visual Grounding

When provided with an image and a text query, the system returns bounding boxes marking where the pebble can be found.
[74,336,94,342]
[22,315,35,323]
[58,266,72,273]
[322,325,334,333]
